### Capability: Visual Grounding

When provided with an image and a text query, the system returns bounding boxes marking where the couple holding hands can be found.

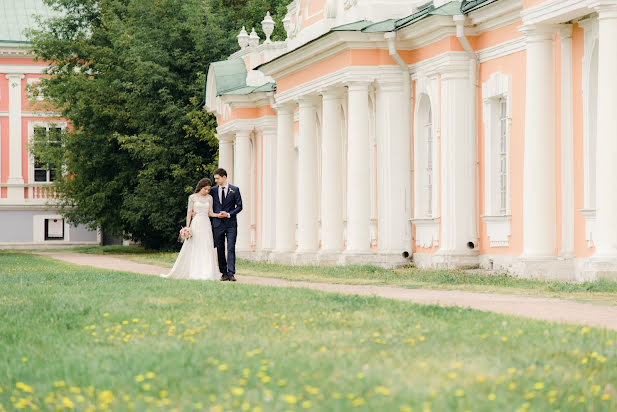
[162,168,243,281]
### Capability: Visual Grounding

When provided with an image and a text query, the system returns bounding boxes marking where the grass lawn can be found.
[86,247,617,306]
[1,252,617,412]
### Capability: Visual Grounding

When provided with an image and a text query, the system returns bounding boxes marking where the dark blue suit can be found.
[210,184,243,276]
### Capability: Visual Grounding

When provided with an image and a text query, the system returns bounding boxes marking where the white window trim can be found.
[27,121,67,185]
[412,76,440,248]
[481,72,512,247]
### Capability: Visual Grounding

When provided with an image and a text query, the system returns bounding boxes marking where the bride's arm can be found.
[186,195,194,227]
[207,195,218,217]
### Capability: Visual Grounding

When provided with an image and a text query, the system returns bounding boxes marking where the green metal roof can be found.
[331,20,375,32]
[461,0,499,13]
[0,0,56,45]
[208,58,248,95]
[207,58,276,97]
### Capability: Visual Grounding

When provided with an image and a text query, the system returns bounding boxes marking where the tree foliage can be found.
[28,0,288,249]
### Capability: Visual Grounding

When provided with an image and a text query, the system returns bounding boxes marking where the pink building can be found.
[0,1,99,247]
[206,0,617,280]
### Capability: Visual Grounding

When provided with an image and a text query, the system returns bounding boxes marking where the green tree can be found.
[28,0,288,249]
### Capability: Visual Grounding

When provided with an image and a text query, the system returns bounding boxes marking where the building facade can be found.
[0,1,100,248]
[208,0,617,280]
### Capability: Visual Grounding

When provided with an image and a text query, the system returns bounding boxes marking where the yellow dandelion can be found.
[601,394,611,401]
[319,346,327,352]
[534,382,545,390]
[400,406,413,412]
[122,320,128,325]
[231,387,244,396]
[578,396,586,403]
[284,395,297,404]
[15,382,34,393]
[452,362,461,369]
[356,373,365,379]
[352,397,366,406]
[103,312,109,317]
[62,397,75,408]
[331,392,342,399]
[145,372,155,379]
[447,372,457,380]
[218,364,228,371]
[21,357,27,363]
[581,327,589,334]
[301,400,312,408]
[252,408,263,412]
[241,402,250,410]
[278,380,286,387]
[135,375,144,382]
[488,394,496,401]
[508,368,517,375]
[261,376,271,383]
[501,336,508,342]
[508,382,517,390]
[455,389,465,397]
[69,387,80,393]
[476,376,486,383]
[53,381,66,388]
[142,384,151,391]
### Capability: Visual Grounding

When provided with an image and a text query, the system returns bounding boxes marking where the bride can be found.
[162,178,219,280]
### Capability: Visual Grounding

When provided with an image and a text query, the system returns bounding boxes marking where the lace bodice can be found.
[188,194,213,216]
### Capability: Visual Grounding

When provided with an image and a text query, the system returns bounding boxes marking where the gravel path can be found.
[37,252,617,331]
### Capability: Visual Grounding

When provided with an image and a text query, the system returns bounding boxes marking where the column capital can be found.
[297,95,320,108]
[216,133,234,143]
[557,24,573,39]
[519,24,561,41]
[344,80,372,91]
[235,129,253,140]
[319,85,346,100]
[5,73,25,80]
[273,101,296,114]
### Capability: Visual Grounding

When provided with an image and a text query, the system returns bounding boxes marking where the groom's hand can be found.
[219,211,230,218]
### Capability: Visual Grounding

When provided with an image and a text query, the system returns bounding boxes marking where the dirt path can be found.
[37,252,617,331]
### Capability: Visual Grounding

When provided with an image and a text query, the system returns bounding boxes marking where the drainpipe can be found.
[454,14,481,249]
[385,31,413,259]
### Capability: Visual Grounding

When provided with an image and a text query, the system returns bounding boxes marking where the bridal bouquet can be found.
[179,227,192,242]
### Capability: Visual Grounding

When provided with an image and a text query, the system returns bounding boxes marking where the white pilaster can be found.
[217,134,234,185]
[296,97,319,252]
[559,25,575,257]
[520,25,557,261]
[319,87,345,253]
[345,82,372,253]
[274,104,296,253]
[438,67,478,261]
[261,125,277,251]
[591,1,617,263]
[6,74,24,201]
[234,130,252,251]
[375,78,412,255]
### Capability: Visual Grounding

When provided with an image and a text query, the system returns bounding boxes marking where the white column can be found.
[592,2,617,259]
[376,78,412,254]
[261,125,277,250]
[274,104,296,252]
[6,74,25,200]
[521,25,557,258]
[234,130,252,251]
[440,67,478,256]
[320,87,345,252]
[346,82,372,253]
[217,134,234,184]
[297,97,319,252]
[559,25,575,257]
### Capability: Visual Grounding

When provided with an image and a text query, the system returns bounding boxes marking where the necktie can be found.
[221,187,226,204]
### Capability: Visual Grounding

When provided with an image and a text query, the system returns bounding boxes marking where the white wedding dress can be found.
[162,194,218,280]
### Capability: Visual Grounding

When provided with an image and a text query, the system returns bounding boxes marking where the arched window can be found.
[414,93,435,219]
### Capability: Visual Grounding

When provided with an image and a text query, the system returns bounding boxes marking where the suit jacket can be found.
[210,184,243,229]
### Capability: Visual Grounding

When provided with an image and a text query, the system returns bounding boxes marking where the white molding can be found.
[0,64,48,74]
[411,217,440,248]
[482,215,511,247]
[521,0,593,26]
[579,208,596,248]
[477,36,526,63]
[0,111,62,118]
[466,0,523,34]
[216,116,277,136]
[396,15,458,49]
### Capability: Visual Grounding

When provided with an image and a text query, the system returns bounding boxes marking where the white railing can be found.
[0,183,59,202]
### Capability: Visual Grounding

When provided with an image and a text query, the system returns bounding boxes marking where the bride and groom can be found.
[162,168,243,281]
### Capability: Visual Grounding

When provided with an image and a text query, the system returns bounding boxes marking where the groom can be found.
[210,168,243,281]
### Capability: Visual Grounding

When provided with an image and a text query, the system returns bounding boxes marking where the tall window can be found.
[498,99,508,215]
[425,107,433,217]
[33,125,62,183]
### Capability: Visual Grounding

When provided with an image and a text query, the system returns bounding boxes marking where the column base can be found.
[580,255,617,281]
[515,255,576,281]
[413,250,479,270]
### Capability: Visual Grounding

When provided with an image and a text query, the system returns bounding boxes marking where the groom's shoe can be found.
[220,274,230,281]
[228,274,237,282]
